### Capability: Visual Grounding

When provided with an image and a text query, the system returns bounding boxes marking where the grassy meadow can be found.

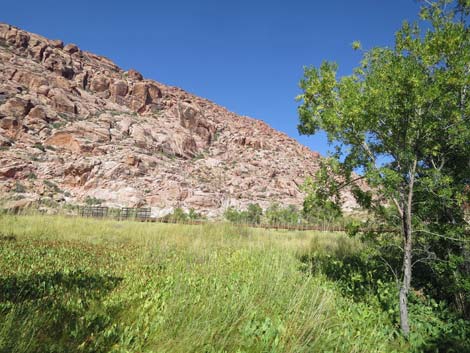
[0,214,418,352]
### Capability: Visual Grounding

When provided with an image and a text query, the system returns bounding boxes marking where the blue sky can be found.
[1,0,420,156]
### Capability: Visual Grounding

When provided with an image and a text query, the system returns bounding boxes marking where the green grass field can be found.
[0,215,408,353]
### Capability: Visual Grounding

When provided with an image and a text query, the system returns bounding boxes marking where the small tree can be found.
[266,203,301,226]
[224,204,263,224]
[188,208,205,221]
[224,206,242,223]
[297,0,470,336]
[247,203,263,224]
[170,207,188,222]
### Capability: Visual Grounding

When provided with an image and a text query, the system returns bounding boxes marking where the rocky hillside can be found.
[0,23,352,217]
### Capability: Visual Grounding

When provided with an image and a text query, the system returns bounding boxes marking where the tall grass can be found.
[0,215,405,352]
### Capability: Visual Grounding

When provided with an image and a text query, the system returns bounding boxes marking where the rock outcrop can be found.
[0,23,358,216]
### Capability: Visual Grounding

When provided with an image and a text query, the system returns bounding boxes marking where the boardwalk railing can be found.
[80,206,152,222]
[75,206,396,233]
[79,206,108,218]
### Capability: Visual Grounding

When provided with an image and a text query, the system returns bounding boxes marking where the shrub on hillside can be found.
[84,196,103,205]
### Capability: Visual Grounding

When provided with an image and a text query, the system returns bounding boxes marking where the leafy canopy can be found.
[297,0,470,220]
[297,0,470,327]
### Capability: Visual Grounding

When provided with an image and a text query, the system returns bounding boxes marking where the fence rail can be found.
[75,206,396,233]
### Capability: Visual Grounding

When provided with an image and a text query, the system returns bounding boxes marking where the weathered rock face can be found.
[0,23,357,216]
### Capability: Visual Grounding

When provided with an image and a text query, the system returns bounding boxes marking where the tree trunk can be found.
[399,214,412,337]
[399,160,416,337]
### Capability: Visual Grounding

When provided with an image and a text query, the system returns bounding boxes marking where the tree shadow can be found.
[0,270,121,303]
[298,251,470,353]
[0,271,123,353]
[420,332,470,353]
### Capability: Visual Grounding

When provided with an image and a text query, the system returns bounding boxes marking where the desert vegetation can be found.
[223,202,357,231]
[1,214,468,352]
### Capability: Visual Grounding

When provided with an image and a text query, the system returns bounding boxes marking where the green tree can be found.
[297,0,469,336]
[247,203,263,224]
[170,207,188,222]
[266,203,301,226]
[224,207,242,223]
[188,208,205,221]
[224,204,263,224]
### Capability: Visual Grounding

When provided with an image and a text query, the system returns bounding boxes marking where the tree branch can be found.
[378,253,400,286]
[335,175,367,192]
[415,229,470,242]
[361,140,404,217]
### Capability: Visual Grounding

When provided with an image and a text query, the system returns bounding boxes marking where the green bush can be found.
[298,241,470,352]
[265,203,300,226]
[33,142,45,152]
[163,207,205,223]
[44,180,63,194]
[188,208,205,220]
[84,196,103,205]
[224,203,263,224]
[224,207,243,223]
[247,203,263,224]
[169,207,188,222]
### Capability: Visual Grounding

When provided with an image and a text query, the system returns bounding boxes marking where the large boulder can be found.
[4,27,29,49]
[0,116,20,130]
[130,82,161,112]
[64,43,79,54]
[49,89,76,114]
[0,97,33,118]
[110,80,128,96]
[0,23,10,40]
[44,53,74,79]
[23,106,50,129]
[186,194,220,208]
[29,42,47,61]
[130,82,150,112]
[48,39,64,49]
[110,80,128,104]
[178,102,198,129]
[0,162,28,179]
[127,69,143,81]
[129,124,152,148]
[90,75,110,92]
[74,71,89,89]
[0,131,12,146]
[64,161,97,186]
[178,102,216,145]
[45,132,81,152]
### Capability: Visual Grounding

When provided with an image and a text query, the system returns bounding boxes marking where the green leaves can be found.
[297,62,340,138]
[297,0,470,225]
[297,0,470,334]
[352,41,362,51]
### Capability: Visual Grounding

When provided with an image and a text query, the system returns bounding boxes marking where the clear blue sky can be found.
[1,0,421,156]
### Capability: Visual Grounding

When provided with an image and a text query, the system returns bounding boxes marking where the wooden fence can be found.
[80,207,152,221]
[76,206,395,233]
